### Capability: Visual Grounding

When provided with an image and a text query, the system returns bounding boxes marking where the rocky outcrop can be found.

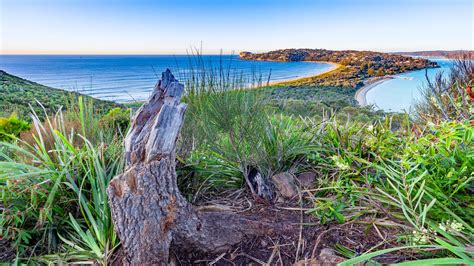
[239,51,253,59]
[239,48,438,88]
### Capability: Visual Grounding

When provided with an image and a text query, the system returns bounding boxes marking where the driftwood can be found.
[107,70,292,265]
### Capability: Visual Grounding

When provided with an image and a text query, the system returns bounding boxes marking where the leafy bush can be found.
[0,98,122,264]
[99,107,131,134]
[367,121,473,231]
[0,113,30,141]
[311,117,473,263]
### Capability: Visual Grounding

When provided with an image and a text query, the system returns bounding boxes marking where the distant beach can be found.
[270,62,341,85]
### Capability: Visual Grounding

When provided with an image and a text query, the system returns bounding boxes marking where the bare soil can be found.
[111,188,413,265]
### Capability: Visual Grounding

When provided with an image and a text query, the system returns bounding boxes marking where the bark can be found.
[107,70,292,265]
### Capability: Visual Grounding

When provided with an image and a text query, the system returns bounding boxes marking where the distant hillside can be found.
[0,70,121,118]
[240,49,438,88]
[395,50,474,59]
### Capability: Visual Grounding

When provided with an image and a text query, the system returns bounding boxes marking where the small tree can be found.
[375,68,385,76]
[367,67,375,76]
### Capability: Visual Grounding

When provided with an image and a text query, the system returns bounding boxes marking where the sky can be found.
[0,0,473,54]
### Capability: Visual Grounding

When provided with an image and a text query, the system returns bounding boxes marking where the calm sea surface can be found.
[0,55,334,103]
[365,58,454,112]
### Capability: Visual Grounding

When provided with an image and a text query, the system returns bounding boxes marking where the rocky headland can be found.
[240,49,438,88]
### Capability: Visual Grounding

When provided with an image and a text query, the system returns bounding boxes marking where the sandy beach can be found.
[269,62,342,86]
[354,77,392,106]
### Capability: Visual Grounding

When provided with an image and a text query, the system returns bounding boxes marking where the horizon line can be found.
[0,53,235,56]
[1,49,473,56]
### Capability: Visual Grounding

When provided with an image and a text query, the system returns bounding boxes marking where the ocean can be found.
[0,55,334,103]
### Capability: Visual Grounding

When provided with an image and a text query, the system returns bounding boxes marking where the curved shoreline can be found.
[268,62,342,85]
[354,66,430,106]
[354,77,392,106]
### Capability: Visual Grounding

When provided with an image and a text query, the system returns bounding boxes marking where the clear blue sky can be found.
[1,0,472,54]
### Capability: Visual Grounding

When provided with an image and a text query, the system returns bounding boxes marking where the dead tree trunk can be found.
[107,70,292,265]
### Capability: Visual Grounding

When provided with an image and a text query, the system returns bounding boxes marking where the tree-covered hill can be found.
[0,70,120,118]
[240,49,439,88]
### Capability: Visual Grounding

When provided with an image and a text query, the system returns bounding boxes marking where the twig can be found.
[294,188,304,263]
[209,253,227,265]
[238,253,266,265]
[265,243,279,266]
[373,223,386,242]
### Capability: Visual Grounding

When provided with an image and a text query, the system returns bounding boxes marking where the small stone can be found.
[293,258,321,266]
[271,172,298,199]
[318,248,346,264]
[297,172,316,187]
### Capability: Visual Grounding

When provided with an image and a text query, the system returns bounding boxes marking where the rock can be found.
[293,258,321,266]
[239,51,252,59]
[271,172,298,199]
[293,249,347,266]
[318,248,346,264]
[296,172,316,187]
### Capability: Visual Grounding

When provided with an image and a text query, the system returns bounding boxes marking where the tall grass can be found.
[182,79,473,261]
[0,97,124,264]
[177,55,323,198]
[315,118,473,264]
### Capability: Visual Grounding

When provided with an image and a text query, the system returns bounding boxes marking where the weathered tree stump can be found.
[107,70,292,265]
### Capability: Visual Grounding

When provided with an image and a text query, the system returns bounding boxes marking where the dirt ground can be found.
[163,188,413,265]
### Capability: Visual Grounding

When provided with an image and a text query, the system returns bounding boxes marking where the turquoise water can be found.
[0,55,333,103]
[365,58,453,112]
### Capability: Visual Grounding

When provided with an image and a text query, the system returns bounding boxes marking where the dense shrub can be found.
[0,113,30,141]
[99,107,131,133]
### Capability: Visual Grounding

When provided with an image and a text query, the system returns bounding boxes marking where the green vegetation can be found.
[99,107,131,135]
[0,70,120,119]
[240,49,439,88]
[414,59,474,124]
[1,97,123,264]
[0,113,30,141]
[0,59,472,264]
